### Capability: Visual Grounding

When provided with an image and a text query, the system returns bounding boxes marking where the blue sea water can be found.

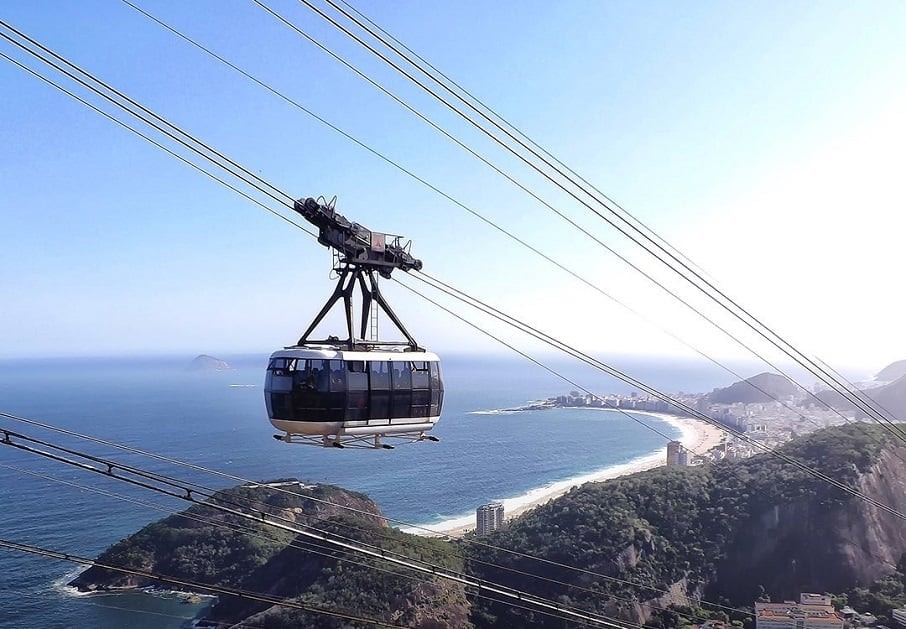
[0,353,745,628]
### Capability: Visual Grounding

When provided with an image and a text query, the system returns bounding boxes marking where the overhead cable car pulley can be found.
[264,197,443,449]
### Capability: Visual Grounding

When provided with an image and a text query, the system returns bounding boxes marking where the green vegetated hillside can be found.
[467,423,906,627]
[71,481,470,628]
[708,372,797,404]
[73,426,906,628]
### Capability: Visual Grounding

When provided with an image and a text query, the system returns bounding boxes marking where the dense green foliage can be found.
[72,425,904,627]
[224,517,471,628]
[834,554,906,625]
[71,481,470,627]
[465,424,894,626]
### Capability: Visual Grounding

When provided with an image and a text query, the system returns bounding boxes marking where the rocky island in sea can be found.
[187,354,233,371]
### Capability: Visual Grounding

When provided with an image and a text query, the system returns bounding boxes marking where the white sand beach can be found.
[414,413,725,538]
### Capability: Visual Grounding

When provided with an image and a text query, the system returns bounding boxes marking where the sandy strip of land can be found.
[417,414,725,538]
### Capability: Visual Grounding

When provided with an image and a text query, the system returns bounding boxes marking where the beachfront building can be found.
[892,607,906,627]
[754,593,842,629]
[476,502,505,535]
[666,440,688,467]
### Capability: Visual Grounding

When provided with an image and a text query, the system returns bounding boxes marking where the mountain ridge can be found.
[708,372,798,404]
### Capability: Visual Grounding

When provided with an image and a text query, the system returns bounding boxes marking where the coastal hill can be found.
[707,371,797,404]
[187,354,232,371]
[69,481,470,628]
[469,423,906,626]
[71,426,906,627]
[877,360,906,382]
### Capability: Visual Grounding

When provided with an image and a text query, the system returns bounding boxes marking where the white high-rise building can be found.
[476,502,505,535]
[666,440,687,466]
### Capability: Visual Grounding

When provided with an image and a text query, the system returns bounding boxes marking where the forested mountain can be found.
[72,425,906,627]
[469,423,906,626]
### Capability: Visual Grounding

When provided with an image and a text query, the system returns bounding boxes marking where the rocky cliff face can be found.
[710,444,906,602]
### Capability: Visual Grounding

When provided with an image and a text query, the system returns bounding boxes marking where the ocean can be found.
[0,352,749,628]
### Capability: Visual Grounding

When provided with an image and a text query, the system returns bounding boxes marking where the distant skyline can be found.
[2,1,905,372]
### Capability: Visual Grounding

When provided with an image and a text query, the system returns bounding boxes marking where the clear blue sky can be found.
[2,1,905,372]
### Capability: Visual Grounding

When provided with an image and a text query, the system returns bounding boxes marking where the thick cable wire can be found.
[0,429,637,629]
[115,0,849,440]
[0,19,892,619]
[0,461,504,614]
[2,458,690,626]
[390,276,906,520]
[281,0,906,440]
[0,539,401,627]
[0,18,878,446]
[0,409,736,617]
[247,0,906,448]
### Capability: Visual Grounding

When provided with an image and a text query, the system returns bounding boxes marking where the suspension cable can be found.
[0,409,740,617]
[0,17,881,443]
[391,275,906,520]
[0,428,638,629]
[273,0,905,439]
[0,538,401,627]
[114,0,856,441]
[0,19,896,620]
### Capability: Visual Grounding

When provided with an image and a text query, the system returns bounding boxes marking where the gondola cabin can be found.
[265,346,443,448]
[268,196,444,448]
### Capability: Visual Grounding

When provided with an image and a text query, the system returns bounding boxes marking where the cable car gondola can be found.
[264,197,444,449]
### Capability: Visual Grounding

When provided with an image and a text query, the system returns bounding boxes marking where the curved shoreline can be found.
[409,412,725,537]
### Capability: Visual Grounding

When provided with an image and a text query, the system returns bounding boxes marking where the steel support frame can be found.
[296,264,420,350]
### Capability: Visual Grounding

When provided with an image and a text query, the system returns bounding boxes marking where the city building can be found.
[476,502,504,535]
[755,593,843,629]
[666,440,687,467]
[892,607,906,627]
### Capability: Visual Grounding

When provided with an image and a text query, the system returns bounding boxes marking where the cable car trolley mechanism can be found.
[265,197,444,449]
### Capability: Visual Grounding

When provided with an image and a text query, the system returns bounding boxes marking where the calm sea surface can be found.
[0,352,751,627]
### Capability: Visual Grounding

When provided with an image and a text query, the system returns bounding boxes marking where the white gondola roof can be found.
[270,346,440,362]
